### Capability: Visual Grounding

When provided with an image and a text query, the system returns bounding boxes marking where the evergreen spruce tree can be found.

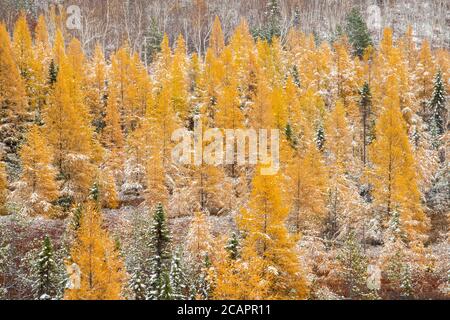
[315,121,326,152]
[192,254,212,300]
[400,264,414,299]
[385,243,414,299]
[47,59,58,86]
[160,271,173,300]
[225,232,240,260]
[359,82,373,166]
[148,203,171,299]
[252,0,281,43]
[345,8,372,58]
[32,236,58,300]
[429,70,447,145]
[143,18,163,65]
[285,123,298,148]
[169,250,187,300]
[129,267,147,300]
[265,0,281,41]
[291,65,301,88]
[337,232,370,299]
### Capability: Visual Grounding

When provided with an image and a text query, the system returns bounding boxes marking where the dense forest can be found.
[0,0,448,300]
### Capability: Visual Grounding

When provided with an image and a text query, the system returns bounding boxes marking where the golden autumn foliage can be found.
[0,23,27,114]
[237,168,309,300]
[186,211,213,265]
[210,16,225,57]
[17,125,58,216]
[0,162,8,215]
[284,143,328,233]
[45,46,102,201]
[64,202,125,300]
[0,10,447,301]
[370,76,429,242]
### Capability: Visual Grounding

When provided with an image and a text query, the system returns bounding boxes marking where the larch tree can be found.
[13,12,39,113]
[210,16,225,57]
[170,34,189,121]
[86,44,107,129]
[16,125,58,216]
[359,82,373,167]
[370,76,429,243]
[285,142,328,234]
[416,39,436,113]
[334,39,358,109]
[122,120,149,202]
[186,211,213,266]
[103,82,124,150]
[45,50,102,203]
[324,100,356,239]
[98,169,119,209]
[0,162,8,215]
[146,144,167,207]
[0,23,27,117]
[64,200,125,300]
[238,167,309,300]
[33,15,51,119]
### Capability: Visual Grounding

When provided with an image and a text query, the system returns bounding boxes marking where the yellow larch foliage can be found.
[284,143,328,233]
[210,16,225,57]
[324,100,357,236]
[325,100,352,172]
[270,85,288,130]
[12,12,33,75]
[229,19,253,77]
[147,84,177,168]
[0,162,8,215]
[399,26,417,72]
[18,125,58,216]
[334,39,358,108]
[200,48,225,119]
[52,29,65,66]
[171,34,189,120]
[295,88,326,141]
[86,44,107,121]
[35,15,50,49]
[158,33,172,76]
[127,52,151,128]
[103,81,124,150]
[238,168,309,299]
[45,53,102,201]
[215,79,244,130]
[66,38,87,94]
[33,15,51,115]
[256,38,285,87]
[416,39,436,108]
[65,202,125,300]
[99,169,120,209]
[12,12,36,111]
[249,72,274,129]
[285,76,299,124]
[212,236,269,300]
[146,145,167,207]
[109,45,133,133]
[370,75,429,243]
[0,23,27,115]
[186,211,213,265]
